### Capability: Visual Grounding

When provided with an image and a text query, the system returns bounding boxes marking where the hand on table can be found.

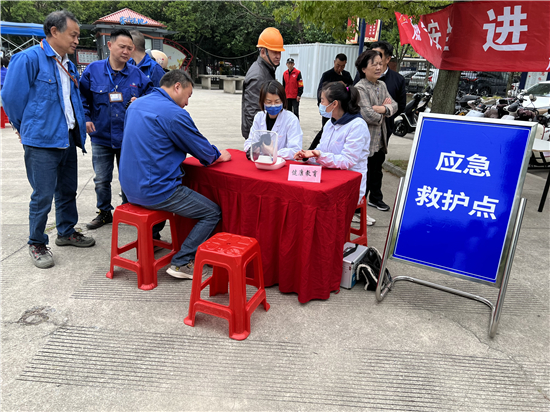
[213,149,232,164]
[294,149,319,161]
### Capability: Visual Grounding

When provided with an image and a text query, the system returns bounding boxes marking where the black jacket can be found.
[241,56,276,138]
[317,68,354,104]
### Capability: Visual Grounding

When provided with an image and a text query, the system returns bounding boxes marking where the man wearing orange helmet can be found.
[241,27,285,138]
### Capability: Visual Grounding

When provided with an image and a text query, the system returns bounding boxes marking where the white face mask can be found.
[319,101,334,119]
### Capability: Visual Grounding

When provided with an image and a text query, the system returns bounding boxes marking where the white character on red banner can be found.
[483,5,527,51]
[411,18,422,41]
[427,19,442,50]
[444,18,452,51]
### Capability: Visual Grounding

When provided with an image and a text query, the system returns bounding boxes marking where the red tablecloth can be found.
[180,149,361,303]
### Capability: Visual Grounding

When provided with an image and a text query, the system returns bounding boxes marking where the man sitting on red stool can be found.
[119,69,232,279]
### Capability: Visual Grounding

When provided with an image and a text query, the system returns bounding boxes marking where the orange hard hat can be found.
[257,27,285,52]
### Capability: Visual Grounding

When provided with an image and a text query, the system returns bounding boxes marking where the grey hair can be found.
[130,30,146,52]
[43,10,79,37]
[160,69,194,89]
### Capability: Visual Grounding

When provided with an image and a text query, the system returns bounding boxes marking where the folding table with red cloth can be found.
[178,149,362,303]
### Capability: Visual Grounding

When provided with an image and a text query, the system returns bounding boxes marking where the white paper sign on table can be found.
[288,164,322,183]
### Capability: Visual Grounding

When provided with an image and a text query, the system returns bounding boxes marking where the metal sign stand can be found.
[374,114,538,338]
[376,178,526,338]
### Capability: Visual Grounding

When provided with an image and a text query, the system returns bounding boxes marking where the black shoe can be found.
[86,210,113,230]
[368,199,390,212]
[55,231,96,248]
[29,244,54,269]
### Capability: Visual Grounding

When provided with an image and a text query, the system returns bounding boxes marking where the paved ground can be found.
[1,87,549,411]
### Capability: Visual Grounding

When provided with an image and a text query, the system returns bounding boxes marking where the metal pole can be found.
[376,178,405,302]
[489,197,527,338]
[358,19,366,54]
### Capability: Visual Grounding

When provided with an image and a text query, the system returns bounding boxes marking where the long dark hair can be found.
[321,81,360,114]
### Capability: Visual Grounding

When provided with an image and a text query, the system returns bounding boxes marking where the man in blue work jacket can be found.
[120,70,231,279]
[1,10,95,269]
[79,28,153,230]
[128,30,165,87]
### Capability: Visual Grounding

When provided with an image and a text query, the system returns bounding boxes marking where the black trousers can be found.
[287,99,300,118]
[366,148,386,203]
[308,116,329,150]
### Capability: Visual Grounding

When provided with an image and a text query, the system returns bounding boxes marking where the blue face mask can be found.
[265,104,283,116]
[319,102,334,119]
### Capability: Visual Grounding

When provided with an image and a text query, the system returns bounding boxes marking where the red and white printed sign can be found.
[396,1,550,71]
[346,18,382,45]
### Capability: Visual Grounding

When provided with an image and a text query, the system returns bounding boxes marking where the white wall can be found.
[275,43,360,99]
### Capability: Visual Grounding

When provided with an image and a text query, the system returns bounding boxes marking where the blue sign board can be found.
[391,114,535,286]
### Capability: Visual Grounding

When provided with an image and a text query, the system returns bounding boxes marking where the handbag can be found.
[356,246,392,291]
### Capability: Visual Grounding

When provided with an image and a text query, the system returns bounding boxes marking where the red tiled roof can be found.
[93,8,166,28]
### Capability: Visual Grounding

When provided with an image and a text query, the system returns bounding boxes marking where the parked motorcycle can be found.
[455,90,481,115]
[393,87,433,137]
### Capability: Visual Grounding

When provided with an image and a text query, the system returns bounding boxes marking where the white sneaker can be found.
[367,215,376,226]
[352,213,361,223]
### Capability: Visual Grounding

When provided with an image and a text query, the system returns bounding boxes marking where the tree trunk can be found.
[431,70,461,114]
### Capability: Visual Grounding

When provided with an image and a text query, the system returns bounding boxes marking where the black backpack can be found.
[356,246,392,291]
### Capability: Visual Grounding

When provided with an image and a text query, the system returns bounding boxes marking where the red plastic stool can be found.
[184,233,270,340]
[1,107,9,129]
[106,203,181,290]
[347,196,368,246]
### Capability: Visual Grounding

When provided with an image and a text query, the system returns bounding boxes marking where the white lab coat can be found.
[310,116,370,203]
[244,109,303,160]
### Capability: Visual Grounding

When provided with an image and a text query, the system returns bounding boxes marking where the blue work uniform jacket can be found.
[1,39,87,150]
[120,88,221,206]
[128,54,165,87]
[79,59,153,149]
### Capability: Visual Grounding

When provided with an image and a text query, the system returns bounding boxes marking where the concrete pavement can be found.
[1,87,549,411]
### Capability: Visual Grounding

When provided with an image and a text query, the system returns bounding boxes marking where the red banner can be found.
[396,1,550,72]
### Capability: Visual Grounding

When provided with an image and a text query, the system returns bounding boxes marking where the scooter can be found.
[393,87,433,137]
[455,90,481,115]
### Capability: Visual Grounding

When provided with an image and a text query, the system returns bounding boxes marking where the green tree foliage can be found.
[289,1,451,42]
[2,1,335,57]
[288,0,465,114]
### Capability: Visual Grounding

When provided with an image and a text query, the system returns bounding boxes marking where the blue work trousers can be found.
[91,142,128,211]
[144,185,221,267]
[23,132,79,245]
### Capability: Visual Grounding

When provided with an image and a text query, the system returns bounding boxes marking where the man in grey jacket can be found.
[241,27,285,138]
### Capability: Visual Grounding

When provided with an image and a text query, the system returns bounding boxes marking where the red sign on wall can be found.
[396,1,550,71]
[346,18,381,45]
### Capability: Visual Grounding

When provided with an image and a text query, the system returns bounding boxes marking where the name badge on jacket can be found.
[109,92,123,103]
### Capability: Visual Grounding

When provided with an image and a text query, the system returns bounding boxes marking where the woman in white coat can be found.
[294,81,370,206]
[244,80,303,160]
